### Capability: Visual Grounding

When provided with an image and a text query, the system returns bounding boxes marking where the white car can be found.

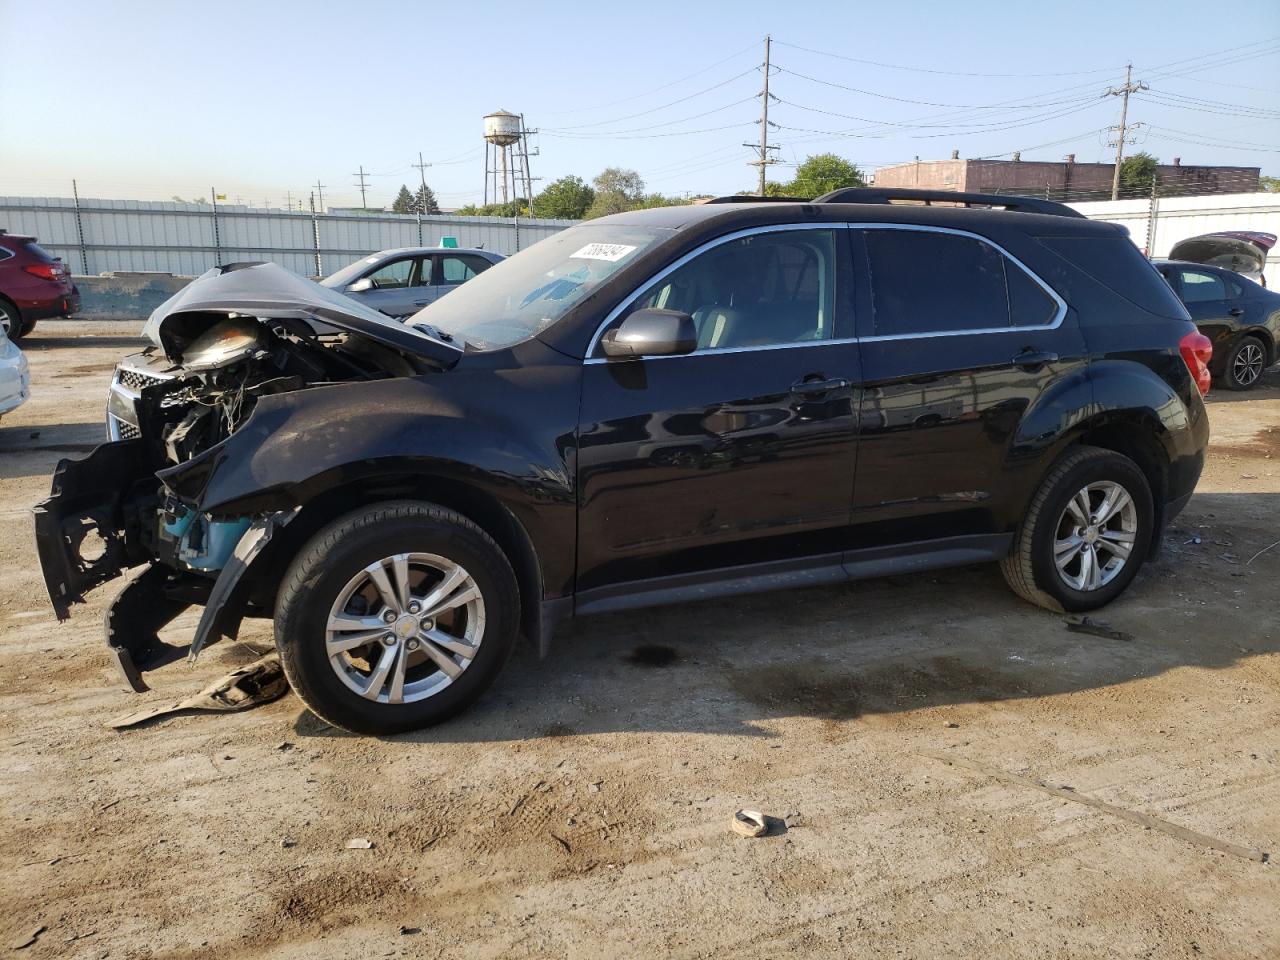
[0,326,30,422]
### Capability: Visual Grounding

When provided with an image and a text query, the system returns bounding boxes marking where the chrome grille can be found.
[117,368,168,392]
[112,417,140,440]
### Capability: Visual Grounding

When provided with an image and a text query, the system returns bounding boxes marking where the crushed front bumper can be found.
[33,439,295,692]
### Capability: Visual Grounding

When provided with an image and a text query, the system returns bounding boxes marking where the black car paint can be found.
[1155,260,1280,376]
[35,200,1209,685]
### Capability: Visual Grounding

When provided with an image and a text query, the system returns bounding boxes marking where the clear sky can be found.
[1,0,1276,209]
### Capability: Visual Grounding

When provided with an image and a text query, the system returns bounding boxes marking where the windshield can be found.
[319,253,385,289]
[406,224,670,350]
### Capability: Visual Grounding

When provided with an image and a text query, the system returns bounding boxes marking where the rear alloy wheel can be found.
[1051,481,1138,592]
[0,299,20,341]
[1001,446,1154,612]
[1223,336,1267,391]
[275,501,519,734]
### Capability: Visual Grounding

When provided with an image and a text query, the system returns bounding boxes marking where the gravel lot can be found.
[1,321,1277,959]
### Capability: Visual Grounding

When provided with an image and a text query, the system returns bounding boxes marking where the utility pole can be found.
[744,35,779,196]
[285,189,293,212]
[413,152,432,211]
[1106,63,1147,200]
[313,179,326,213]
[352,165,370,209]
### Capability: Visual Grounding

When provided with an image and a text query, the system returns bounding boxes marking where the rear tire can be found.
[1000,446,1154,613]
[0,298,22,341]
[1220,335,1267,391]
[275,501,519,735]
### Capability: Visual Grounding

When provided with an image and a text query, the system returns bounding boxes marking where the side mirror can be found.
[601,308,696,359]
[346,277,374,293]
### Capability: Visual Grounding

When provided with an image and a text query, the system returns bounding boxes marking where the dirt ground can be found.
[1,321,1276,960]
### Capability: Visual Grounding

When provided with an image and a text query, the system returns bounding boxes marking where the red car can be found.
[0,230,80,340]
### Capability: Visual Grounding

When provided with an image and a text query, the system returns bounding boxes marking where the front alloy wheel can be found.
[325,553,485,704]
[275,501,519,734]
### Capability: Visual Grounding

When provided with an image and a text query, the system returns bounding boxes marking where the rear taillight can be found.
[23,263,62,281]
[1179,330,1213,397]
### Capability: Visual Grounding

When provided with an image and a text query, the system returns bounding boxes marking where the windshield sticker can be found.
[570,243,637,263]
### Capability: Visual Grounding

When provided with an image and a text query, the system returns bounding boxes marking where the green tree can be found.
[414,183,441,215]
[391,185,416,214]
[784,154,865,199]
[1119,152,1159,198]
[455,199,529,217]
[1259,175,1280,193]
[585,167,646,218]
[533,175,595,219]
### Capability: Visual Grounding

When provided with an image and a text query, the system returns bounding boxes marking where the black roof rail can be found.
[703,194,810,204]
[814,187,1086,219]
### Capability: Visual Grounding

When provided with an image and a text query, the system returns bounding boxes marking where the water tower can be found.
[483,109,536,212]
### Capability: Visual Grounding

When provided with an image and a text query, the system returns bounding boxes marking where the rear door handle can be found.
[791,376,850,396]
[1011,349,1059,369]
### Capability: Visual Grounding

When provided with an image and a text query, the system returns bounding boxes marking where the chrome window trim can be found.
[582,220,1068,363]
[855,222,1067,342]
[0,248,13,263]
[584,223,840,361]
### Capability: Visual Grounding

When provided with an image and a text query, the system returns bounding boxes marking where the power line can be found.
[771,38,1121,78]
[542,67,757,131]
[538,40,759,115]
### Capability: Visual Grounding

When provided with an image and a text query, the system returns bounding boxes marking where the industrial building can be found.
[871,152,1261,200]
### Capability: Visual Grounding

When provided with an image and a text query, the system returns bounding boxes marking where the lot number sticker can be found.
[570,243,637,262]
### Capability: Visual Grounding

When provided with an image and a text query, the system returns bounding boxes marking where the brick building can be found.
[870,152,1260,200]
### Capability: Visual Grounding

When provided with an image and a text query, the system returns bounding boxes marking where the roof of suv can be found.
[600,198,1122,239]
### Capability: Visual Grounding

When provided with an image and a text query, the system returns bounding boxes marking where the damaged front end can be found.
[33,262,461,691]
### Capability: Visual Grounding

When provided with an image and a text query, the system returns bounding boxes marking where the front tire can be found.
[275,501,519,735]
[1221,335,1267,391]
[1001,446,1154,613]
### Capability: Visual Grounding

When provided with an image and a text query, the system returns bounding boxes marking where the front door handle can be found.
[1229,307,1244,317]
[791,376,850,396]
[1011,349,1059,369]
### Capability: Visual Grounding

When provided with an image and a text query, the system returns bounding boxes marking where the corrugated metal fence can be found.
[0,196,577,277]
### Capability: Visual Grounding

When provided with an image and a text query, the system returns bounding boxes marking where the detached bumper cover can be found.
[32,440,152,619]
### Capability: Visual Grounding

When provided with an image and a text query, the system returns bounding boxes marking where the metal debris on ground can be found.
[1065,617,1135,643]
[731,809,768,838]
[11,925,44,950]
[106,655,288,730]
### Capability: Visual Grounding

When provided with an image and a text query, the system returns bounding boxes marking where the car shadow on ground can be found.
[291,491,1280,746]
[1204,367,1280,403]
[0,423,104,476]
[20,334,145,351]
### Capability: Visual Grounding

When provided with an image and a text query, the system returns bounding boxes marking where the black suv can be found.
[34,189,1211,735]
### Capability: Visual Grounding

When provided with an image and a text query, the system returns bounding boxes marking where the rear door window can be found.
[438,254,493,287]
[862,228,1055,336]
[1177,269,1227,303]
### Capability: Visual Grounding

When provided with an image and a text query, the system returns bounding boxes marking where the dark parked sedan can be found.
[1155,260,1280,389]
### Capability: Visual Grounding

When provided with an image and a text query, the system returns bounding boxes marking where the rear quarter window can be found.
[1038,236,1188,319]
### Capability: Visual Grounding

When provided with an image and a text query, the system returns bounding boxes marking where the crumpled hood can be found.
[142,262,463,366]
[1168,232,1276,281]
